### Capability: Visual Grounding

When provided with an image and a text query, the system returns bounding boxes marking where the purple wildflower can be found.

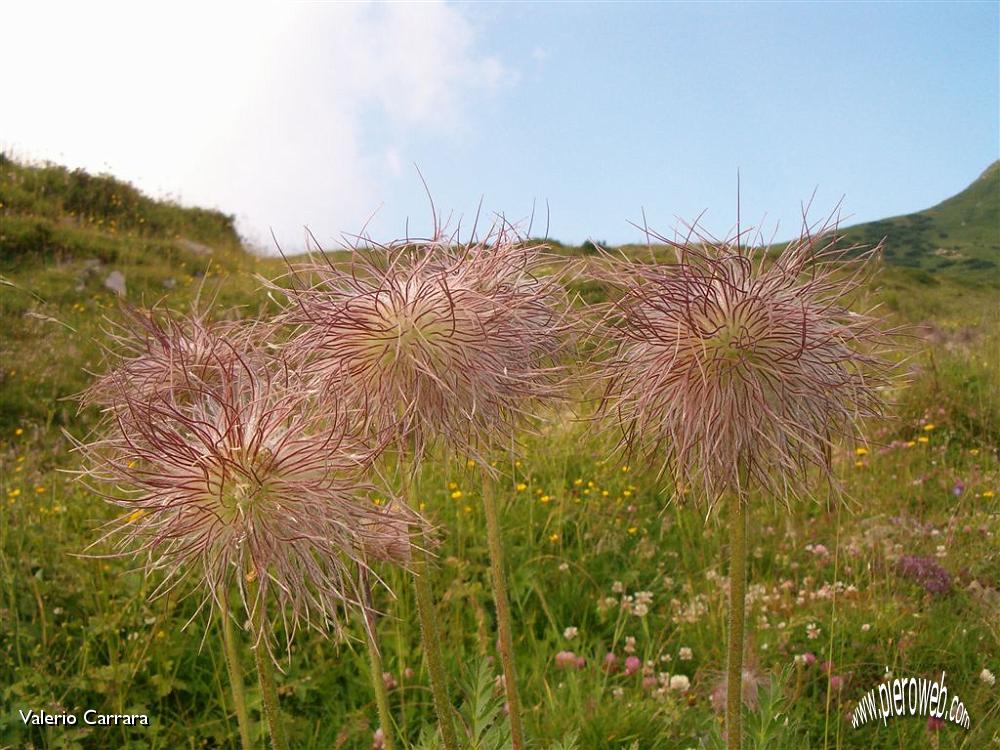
[896,555,952,595]
[603,652,619,673]
[624,656,641,676]
[555,651,579,670]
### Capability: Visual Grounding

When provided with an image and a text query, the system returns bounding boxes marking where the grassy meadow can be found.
[1,157,998,749]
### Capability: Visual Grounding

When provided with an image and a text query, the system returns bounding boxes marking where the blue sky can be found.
[3,2,997,251]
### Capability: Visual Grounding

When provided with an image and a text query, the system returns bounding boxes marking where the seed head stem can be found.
[726,489,747,750]
[251,584,289,750]
[481,467,525,750]
[361,569,397,750]
[220,592,253,750]
[407,470,459,750]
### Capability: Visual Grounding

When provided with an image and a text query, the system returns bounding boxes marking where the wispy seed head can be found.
[597,214,898,508]
[75,312,424,652]
[275,222,573,460]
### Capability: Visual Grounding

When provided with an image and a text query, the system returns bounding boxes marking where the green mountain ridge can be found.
[842,161,999,278]
[2,155,998,278]
[0,155,247,280]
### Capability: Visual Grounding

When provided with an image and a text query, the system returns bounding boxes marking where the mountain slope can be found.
[0,156,267,431]
[0,154,246,269]
[842,161,999,278]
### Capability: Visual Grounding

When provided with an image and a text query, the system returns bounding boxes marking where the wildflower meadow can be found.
[1,156,998,750]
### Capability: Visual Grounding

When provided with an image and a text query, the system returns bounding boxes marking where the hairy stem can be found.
[481,468,525,750]
[407,470,459,750]
[361,569,396,750]
[250,587,289,750]
[726,490,747,750]
[220,593,254,750]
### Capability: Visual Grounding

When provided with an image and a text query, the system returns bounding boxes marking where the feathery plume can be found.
[272,218,573,750]
[82,305,256,413]
[274,221,572,460]
[75,314,421,652]
[596,214,896,509]
[594,209,898,750]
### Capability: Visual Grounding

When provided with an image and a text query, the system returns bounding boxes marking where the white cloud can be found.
[0,2,510,252]
[384,147,404,178]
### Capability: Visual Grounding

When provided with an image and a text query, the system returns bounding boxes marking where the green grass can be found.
[0,155,275,434]
[0,154,243,260]
[1,158,998,749]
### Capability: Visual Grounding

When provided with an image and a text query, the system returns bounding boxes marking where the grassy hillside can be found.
[0,156,271,433]
[842,161,1000,278]
[0,154,243,264]
[1,159,998,749]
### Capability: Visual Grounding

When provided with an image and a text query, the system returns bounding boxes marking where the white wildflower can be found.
[669,674,690,692]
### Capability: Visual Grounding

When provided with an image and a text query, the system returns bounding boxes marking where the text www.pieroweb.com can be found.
[851,671,970,730]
